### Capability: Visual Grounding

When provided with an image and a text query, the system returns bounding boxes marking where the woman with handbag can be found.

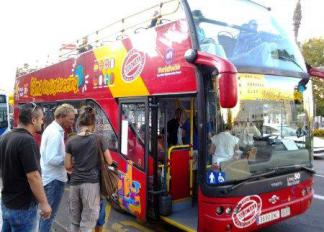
[64,106,112,232]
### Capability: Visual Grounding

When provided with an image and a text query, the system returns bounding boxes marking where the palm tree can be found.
[293,0,302,43]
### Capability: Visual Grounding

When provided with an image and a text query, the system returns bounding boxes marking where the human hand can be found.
[211,163,219,170]
[39,202,52,219]
[66,167,73,174]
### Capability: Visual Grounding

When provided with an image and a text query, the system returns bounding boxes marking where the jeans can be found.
[1,202,38,232]
[39,180,65,232]
[96,199,106,227]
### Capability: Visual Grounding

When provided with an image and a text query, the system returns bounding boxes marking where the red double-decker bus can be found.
[14,0,324,231]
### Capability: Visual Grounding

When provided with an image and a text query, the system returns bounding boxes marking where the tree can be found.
[293,0,302,42]
[302,38,324,67]
[301,38,324,116]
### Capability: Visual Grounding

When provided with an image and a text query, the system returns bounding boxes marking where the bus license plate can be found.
[257,210,280,225]
[281,207,291,218]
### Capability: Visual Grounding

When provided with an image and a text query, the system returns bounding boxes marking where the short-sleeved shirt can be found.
[211,131,239,164]
[66,134,109,185]
[0,128,41,209]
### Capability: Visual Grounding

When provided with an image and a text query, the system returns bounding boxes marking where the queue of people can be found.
[0,103,112,232]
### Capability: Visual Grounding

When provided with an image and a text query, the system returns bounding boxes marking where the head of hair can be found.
[78,106,96,127]
[19,103,43,126]
[54,104,75,119]
[248,19,258,31]
[224,123,232,131]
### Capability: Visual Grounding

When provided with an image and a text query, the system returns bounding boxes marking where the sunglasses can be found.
[31,102,38,113]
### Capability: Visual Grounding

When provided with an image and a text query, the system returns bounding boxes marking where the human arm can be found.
[26,171,52,219]
[64,153,73,171]
[19,139,51,218]
[209,143,216,156]
[253,125,261,137]
[103,149,113,165]
[101,136,113,165]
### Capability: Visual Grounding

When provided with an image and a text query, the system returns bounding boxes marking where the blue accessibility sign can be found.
[206,171,226,185]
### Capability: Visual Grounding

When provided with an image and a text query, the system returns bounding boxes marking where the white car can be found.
[262,124,306,148]
[313,136,324,158]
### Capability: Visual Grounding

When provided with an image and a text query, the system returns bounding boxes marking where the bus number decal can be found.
[232,195,262,229]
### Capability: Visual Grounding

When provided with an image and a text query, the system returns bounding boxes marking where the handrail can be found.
[59,0,180,59]
[189,98,194,196]
[17,0,181,77]
[166,144,191,192]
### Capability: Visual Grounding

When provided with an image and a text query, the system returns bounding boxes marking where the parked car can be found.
[313,136,324,158]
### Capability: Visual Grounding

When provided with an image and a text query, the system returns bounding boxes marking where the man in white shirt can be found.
[210,124,240,165]
[242,122,261,147]
[39,104,75,232]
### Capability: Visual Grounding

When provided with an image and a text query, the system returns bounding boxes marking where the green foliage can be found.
[302,38,324,116]
[312,77,324,116]
[313,129,324,137]
[302,38,324,67]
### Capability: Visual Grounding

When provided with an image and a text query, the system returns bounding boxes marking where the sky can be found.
[0,0,323,94]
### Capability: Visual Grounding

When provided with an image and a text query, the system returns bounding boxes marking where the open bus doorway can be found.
[147,96,198,231]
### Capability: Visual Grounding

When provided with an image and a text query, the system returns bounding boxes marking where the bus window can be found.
[0,94,9,135]
[89,101,118,150]
[0,108,8,129]
[121,103,146,169]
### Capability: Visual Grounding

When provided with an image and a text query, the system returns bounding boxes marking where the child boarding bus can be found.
[14,0,324,231]
[0,91,10,136]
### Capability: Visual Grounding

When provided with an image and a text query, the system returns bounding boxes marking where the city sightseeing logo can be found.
[232,195,262,229]
[122,49,146,82]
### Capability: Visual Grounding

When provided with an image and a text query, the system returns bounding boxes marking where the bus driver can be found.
[209,124,240,166]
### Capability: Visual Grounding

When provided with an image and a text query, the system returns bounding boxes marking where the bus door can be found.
[156,97,199,231]
[119,98,151,222]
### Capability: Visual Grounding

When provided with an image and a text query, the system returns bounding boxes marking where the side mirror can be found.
[309,66,324,79]
[218,72,238,108]
[185,49,238,108]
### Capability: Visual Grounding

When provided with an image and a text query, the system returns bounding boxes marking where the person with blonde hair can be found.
[65,106,112,232]
[39,103,76,232]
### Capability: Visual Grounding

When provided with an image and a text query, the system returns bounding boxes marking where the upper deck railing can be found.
[16,0,182,78]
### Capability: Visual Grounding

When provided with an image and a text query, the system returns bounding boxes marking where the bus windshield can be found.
[206,73,313,184]
[188,0,307,74]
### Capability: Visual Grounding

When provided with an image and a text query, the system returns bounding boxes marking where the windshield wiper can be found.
[273,164,316,174]
[222,164,315,194]
[222,170,276,194]
[271,49,305,72]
